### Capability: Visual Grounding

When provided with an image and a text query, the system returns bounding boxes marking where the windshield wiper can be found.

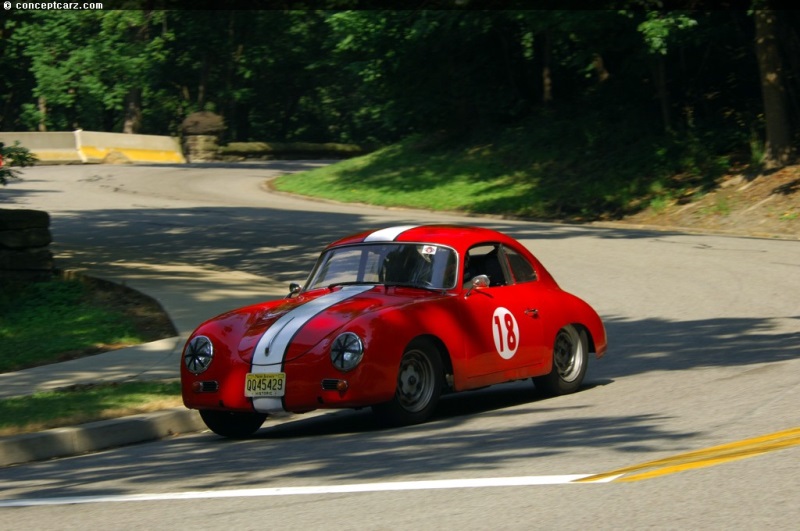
[382,281,444,293]
[327,281,378,289]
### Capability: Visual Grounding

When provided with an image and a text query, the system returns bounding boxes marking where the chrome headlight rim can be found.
[184,335,214,375]
[330,332,364,372]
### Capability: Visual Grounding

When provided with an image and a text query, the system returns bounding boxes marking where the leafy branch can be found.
[0,142,38,186]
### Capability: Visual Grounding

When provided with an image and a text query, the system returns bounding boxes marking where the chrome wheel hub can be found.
[396,350,434,412]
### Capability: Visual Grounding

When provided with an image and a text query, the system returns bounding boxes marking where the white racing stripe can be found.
[363,225,418,242]
[250,285,373,413]
[0,475,617,507]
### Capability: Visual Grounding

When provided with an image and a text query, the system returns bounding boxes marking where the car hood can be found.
[196,285,451,363]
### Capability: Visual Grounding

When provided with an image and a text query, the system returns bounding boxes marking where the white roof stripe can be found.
[250,285,373,413]
[363,225,419,242]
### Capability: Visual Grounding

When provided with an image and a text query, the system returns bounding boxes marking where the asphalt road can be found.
[1,163,799,529]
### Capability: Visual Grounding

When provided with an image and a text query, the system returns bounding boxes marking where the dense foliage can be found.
[1,6,797,166]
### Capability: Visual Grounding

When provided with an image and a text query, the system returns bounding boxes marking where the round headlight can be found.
[184,335,213,374]
[330,332,364,372]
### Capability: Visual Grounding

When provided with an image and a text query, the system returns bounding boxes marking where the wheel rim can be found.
[396,349,435,413]
[553,327,584,383]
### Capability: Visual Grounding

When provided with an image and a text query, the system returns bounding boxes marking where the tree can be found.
[634,11,699,132]
[10,10,169,133]
[0,14,38,132]
[0,6,795,163]
[753,8,795,169]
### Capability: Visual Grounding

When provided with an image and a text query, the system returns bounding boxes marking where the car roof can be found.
[327,225,519,252]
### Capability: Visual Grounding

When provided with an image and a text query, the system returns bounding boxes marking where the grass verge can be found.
[0,381,183,436]
[0,275,176,373]
[1,275,180,435]
[273,111,735,221]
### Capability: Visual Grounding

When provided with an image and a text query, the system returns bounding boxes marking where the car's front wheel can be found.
[199,409,267,438]
[533,324,588,396]
[372,338,443,426]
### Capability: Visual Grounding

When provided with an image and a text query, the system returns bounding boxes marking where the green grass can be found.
[0,277,181,435]
[0,381,183,436]
[0,278,144,373]
[274,112,736,221]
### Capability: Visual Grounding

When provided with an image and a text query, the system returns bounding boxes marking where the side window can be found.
[464,244,508,287]
[504,246,537,283]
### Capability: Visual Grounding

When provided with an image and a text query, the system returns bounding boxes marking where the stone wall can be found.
[181,111,225,163]
[182,134,220,162]
[0,209,54,281]
[218,141,364,161]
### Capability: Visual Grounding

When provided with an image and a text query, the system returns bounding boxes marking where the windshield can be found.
[305,243,458,291]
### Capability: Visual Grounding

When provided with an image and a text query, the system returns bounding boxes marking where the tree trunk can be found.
[541,29,553,105]
[198,54,209,109]
[122,88,142,134]
[650,56,672,133]
[593,53,610,83]
[754,9,794,169]
[37,96,47,132]
[122,10,150,134]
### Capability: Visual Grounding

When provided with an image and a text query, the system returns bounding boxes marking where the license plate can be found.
[245,372,286,397]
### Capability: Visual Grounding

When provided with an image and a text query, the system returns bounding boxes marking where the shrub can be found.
[0,141,38,186]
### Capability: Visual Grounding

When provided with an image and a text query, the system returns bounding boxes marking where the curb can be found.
[0,408,206,468]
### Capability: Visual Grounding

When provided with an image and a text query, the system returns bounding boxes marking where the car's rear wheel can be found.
[533,324,588,396]
[372,338,443,426]
[199,409,267,439]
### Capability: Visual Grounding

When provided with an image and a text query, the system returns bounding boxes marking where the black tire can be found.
[199,409,267,439]
[372,338,444,426]
[533,325,588,396]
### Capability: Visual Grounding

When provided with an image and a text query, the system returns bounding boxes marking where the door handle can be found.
[525,308,539,318]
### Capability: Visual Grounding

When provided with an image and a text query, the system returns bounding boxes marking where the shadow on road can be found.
[601,315,800,377]
[36,205,695,285]
[4,400,691,499]
[4,311,797,498]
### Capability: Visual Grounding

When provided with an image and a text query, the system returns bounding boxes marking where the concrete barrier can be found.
[0,131,81,163]
[0,131,186,164]
[76,131,186,164]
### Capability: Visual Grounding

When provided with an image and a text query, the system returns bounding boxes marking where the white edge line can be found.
[0,475,614,507]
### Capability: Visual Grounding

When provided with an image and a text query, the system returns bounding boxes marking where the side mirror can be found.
[465,274,490,297]
[286,282,301,298]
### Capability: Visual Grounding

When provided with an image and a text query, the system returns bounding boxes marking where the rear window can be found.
[505,246,537,283]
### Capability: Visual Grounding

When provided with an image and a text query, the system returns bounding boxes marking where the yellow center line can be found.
[577,426,800,483]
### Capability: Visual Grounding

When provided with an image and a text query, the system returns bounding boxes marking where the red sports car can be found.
[181,225,607,437]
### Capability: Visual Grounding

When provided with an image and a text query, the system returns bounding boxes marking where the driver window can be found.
[464,245,507,287]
